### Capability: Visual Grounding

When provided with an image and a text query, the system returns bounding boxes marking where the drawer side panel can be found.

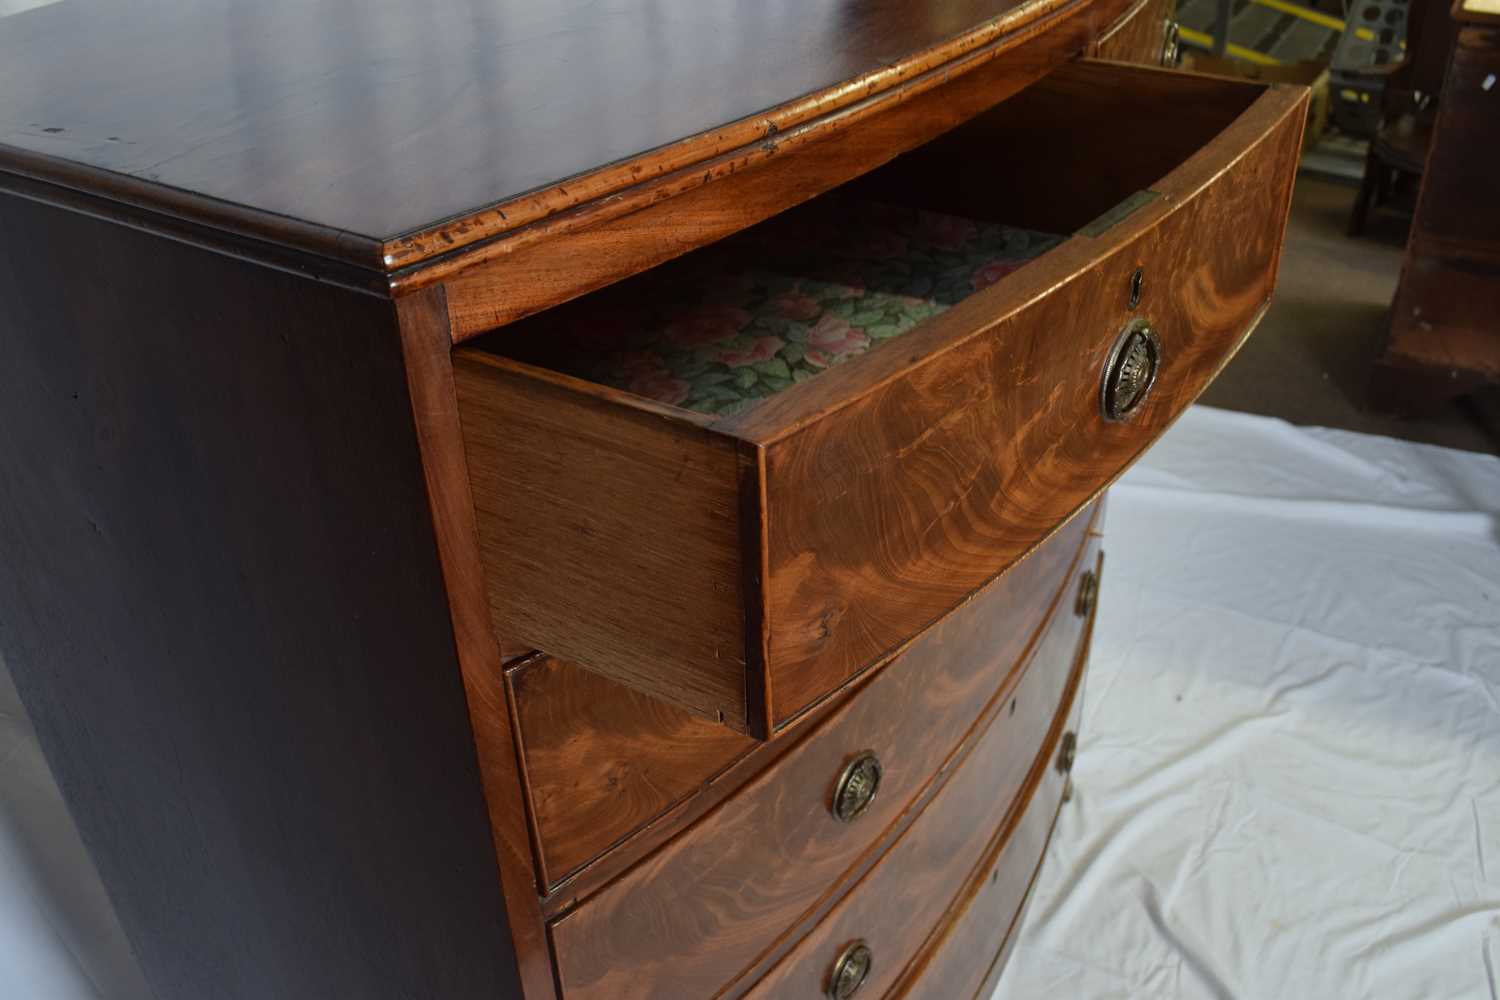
[453,355,752,731]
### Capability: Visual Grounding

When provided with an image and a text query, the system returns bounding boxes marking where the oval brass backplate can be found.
[831,751,883,824]
[1101,320,1161,421]
[827,940,873,1000]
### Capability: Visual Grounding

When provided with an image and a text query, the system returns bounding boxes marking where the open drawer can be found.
[453,59,1307,738]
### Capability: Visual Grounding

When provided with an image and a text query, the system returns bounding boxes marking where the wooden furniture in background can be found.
[1347,0,1459,236]
[1371,0,1500,412]
[0,1,1303,997]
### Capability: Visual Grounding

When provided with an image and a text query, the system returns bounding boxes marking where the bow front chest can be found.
[0,1,1305,996]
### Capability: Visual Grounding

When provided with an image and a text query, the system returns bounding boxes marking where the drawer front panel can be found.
[548,505,1098,1000]
[742,537,1096,999]
[897,546,1103,1000]
[901,689,1081,1000]
[747,65,1305,723]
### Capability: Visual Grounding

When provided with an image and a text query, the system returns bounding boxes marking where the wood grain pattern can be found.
[0,0,1125,276]
[393,289,556,1000]
[533,677,855,915]
[435,0,1132,336]
[904,723,1072,1000]
[744,64,1306,724]
[508,655,755,888]
[516,504,1096,893]
[741,546,1093,999]
[548,503,1098,1000]
[0,187,523,1000]
[457,63,1305,736]
[1091,0,1173,63]
[896,545,1103,1000]
[453,352,756,733]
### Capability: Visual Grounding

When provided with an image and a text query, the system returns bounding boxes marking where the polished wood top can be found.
[0,0,1073,271]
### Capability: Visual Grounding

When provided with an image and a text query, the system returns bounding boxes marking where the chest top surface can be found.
[0,0,1061,269]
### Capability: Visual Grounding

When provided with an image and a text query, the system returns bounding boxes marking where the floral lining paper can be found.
[533,200,1062,415]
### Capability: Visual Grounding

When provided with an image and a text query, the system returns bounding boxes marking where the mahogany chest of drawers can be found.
[0,1,1304,997]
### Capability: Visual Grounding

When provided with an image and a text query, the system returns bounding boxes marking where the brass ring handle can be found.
[831,751,883,823]
[827,940,873,999]
[1162,19,1182,67]
[1075,569,1099,618]
[1101,320,1161,421]
[1058,731,1078,774]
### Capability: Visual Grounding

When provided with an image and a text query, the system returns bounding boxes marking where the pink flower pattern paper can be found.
[536,200,1059,415]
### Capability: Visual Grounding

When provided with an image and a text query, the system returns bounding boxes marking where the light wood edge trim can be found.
[381,0,1095,273]
[501,662,559,893]
[394,289,558,1000]
[1095,0,1158,43]
[717,73,1309,445]
[738,441,775,740]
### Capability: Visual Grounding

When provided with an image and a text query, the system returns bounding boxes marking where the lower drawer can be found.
[548,508,1099,999]
[514,503,1095,890]
[741,533,1099,999]
[896,546,1104,1000]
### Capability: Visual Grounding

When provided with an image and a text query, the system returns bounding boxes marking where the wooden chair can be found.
[1346,0,1455,237]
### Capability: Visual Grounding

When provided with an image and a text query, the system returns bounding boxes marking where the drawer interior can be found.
[482,199,1061,416]
[452,59,1303,737]
[465,62,1265,416]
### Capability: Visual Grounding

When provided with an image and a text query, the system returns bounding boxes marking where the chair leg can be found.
[1349,149,1378,237]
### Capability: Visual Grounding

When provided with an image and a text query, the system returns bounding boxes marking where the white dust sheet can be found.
[1,406,1497,999]
[994,406,1500,1000]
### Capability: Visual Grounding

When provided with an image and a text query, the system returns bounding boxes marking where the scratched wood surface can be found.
[0,0,1122,277]
[435,0,1133,335]
[546,504,1097,1000]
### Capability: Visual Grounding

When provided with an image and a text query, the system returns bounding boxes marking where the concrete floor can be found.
[1199,172,1500,454]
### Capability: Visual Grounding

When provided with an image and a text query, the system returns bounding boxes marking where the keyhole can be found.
[1129,268,1143,310]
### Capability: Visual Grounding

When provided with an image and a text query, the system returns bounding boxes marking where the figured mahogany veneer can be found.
[454,60,1306,737]
[740,536,1098,999]
[511,505,1097,891]
[896,543,1105,1000]
[548,515,1098,1000]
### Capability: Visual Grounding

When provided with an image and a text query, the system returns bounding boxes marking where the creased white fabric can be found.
[993,406,1500,1000]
